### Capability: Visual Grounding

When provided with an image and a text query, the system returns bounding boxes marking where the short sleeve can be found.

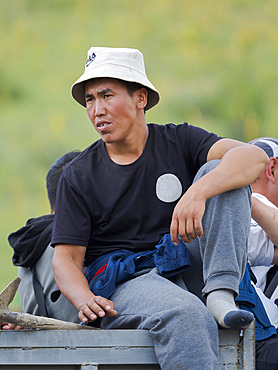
[51,174,92,247]
[176,123,222,175]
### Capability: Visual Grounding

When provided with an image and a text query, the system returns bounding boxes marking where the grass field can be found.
[1,0,278,310]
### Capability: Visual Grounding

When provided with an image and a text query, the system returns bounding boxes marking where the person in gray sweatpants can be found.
[99,160,252,369]
[51,47,268,369]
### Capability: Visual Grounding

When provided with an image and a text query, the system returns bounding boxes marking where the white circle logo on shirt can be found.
[156,174,182,203]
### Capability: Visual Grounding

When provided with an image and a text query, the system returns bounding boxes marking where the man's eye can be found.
[104,94,112,99]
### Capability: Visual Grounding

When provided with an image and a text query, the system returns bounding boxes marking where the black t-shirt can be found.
[51,123,221,266]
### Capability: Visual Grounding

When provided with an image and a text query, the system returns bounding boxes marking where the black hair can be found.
[123,81,149,112]
[46,151,81,212]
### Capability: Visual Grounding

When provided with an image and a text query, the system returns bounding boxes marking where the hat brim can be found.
[71,63,160,111]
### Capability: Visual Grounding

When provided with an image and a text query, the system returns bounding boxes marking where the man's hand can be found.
[78,296,117,323]
[1,322,23,330]
[53,245,117,324]
[170,187,206,245]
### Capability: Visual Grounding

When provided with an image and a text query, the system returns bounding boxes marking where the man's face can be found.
[84,78,141,144]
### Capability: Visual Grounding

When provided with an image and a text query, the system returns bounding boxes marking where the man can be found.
[5,151,81,327]
[247,137,278,369]
[51,47,268,369]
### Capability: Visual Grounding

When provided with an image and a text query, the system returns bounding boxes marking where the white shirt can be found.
[248,193,276,267]
[248,193,278,328]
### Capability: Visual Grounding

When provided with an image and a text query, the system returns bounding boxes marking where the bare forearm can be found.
[200,146,268,200]
[272,248,278,265]
[170,143,267,245]
[52,244,117,322]
[53,255,93,311]
[171,140,268,245]
[251,196,278,247]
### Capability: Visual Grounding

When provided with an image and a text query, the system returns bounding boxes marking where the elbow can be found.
[259,147,269,167]
[253,146,269,173]
[262,152,270,167]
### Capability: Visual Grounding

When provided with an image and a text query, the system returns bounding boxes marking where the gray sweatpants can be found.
[100,160,252,369]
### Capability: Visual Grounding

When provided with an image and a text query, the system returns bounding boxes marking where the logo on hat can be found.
[85,52,96,68]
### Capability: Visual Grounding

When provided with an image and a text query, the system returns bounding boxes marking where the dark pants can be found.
[256,334,278,370]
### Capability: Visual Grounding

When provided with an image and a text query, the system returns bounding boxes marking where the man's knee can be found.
[193,160,220,183]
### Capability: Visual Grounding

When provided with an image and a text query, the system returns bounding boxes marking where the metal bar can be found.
[80,365,98,370]
[241,321,256,369]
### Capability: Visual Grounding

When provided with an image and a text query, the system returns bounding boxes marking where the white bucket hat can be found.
[71,47,160,111]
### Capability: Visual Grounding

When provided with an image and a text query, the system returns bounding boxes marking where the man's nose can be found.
[95,99,105,116]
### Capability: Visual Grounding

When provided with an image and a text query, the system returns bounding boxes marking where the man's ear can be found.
[137,88,148,110]
[266,158,278,183]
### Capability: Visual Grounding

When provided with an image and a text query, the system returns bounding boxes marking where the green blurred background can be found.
[1,0,278,310]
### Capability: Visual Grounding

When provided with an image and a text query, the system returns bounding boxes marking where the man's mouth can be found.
[96,121,111,131]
